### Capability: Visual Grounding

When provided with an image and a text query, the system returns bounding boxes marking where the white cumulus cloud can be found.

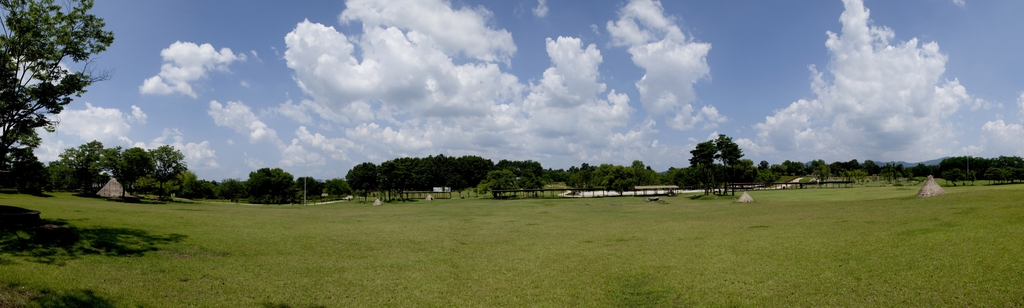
[267,100,314,124]
[129,105,147,124]
[244,153,265,169]
[340,0,516,63]
[295,126,355,161]
[140,41,246,98]
[749,0,973,161]
[277,0,675,167]
[284,18,523,119]
[1018,92,1024,122]
[33,138,67,163]
[37,104,217,169]
[139,128,219,169]
[523,36,633,142]
[279,140,326,167]
[55,102,132,145]
[180,141,218,168]
[533,0,549,18]
[980,120,1024,156]
[607,0,720,131]
[207,100,281,145]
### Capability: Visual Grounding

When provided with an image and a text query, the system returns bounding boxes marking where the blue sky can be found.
[36,0,1024,180]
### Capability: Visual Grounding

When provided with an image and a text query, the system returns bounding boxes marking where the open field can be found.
[2,185,1024,307]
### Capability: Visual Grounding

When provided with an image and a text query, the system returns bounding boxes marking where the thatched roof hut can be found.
[916,175,946,198]
[96,178,124,197]
[737,191,754,203]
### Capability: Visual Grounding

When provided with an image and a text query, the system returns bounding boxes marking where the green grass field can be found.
[2,184,1024,307]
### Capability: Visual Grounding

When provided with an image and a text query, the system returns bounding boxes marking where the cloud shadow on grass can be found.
[607,272,685,307]
[0,219,186,265]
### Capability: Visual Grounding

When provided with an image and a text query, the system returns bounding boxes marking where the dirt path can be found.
[774,177,803,189]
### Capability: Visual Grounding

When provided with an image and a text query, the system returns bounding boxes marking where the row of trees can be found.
[335,135,1024,200]
[345,155,513,201]
[344,155,670,200]
[938,156,1024,186]
[225,168,353,204]
[6,138,1024,203]
[340,136,761,199]
[562,161,660,191]
[0,138,358,203]
[141,153,1024,202]
[8,141,188,197]
[91,166,354,205]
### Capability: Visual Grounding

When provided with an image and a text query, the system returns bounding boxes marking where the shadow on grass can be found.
[608,272,683,307]
[1,283,115,308]
[987,182,1023,186]
[261,303,326,308]
[70,193,105,199]
[101,198,192,205]
[0,190,54,198]
[0,219,186,265]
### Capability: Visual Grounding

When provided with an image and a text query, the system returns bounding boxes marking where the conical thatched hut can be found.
[96,178,124,197]
[425,194,434,201]
[737,191,754,203]
[372,198,383,206]
[916,175,946,198]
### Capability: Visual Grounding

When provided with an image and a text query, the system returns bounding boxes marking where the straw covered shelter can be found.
[737,191,754,203]
[916,175,946,198]
[96,178,124,197]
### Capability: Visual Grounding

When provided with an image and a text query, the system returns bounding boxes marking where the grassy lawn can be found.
[2,185,1024,307]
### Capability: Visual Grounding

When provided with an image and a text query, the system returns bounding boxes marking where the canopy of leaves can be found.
[0,0,113,167]
[149,145,186,196]
[216,178,246,202]
[247,167,295,204]
[323,178,352,197]
[56,140,104,193]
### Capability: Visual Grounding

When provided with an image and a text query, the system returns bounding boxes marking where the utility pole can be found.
[966,155,970,186]
[304,149,307,206]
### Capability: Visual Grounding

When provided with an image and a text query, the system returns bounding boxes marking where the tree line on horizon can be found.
[3,137,1024,203]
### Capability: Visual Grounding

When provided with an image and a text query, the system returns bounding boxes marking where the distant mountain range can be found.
[799,157,950,167]
[877,157,947,167]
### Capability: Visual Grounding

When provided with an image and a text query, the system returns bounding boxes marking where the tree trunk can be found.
[0,147,9,171]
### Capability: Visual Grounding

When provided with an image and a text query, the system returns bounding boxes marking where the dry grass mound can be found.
[916,175,946,198]
[737,192,754,203]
